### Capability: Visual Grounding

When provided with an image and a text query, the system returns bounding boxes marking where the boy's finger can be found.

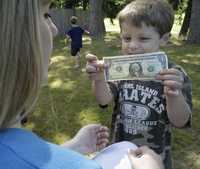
[163,80,182,88]
[87,62,105,73]
[159,68,181,76]
[156,74,179,81]
[164,88,180,96]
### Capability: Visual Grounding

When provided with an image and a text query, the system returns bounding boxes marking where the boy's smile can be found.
[121,22,168,55]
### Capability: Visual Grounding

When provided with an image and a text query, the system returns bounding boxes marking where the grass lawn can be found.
[25,19,200,169]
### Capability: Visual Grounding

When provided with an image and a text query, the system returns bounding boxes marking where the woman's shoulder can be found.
[0,128,36,143]
[0,128,101,169]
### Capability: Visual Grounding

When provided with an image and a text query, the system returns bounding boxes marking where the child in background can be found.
[66,16,89,69]
[86,0,192,169]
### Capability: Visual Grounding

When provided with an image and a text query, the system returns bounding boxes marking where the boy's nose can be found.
[128,41,140,53]
[130,41,139,49]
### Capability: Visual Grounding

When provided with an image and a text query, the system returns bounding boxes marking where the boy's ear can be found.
[160,33,170,46]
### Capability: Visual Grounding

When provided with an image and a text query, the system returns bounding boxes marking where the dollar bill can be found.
[103,52,168,81]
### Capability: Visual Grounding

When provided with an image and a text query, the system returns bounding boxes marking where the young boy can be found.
[86,0,192,169]
[66,16,89,69]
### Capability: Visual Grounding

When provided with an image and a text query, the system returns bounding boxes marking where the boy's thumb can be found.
[86,53,98,62]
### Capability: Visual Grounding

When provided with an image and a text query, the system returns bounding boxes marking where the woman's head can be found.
[0,0,53,128]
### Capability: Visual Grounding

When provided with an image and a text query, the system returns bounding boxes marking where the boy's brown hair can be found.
[70,16,78,25]
[117,0,174,36]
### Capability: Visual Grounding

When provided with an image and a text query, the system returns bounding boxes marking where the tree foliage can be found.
[51,0,128,17]
[103,0,129,20]
[51,0,89,9]
[51,0,200,43]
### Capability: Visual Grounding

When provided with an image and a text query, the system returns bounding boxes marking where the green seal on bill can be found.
[147,65,155,72]
[116,66,122,72]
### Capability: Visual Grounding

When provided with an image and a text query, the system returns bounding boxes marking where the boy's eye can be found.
[139,37,150,41]
[122,36,132,42]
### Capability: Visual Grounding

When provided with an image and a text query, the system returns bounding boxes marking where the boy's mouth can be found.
[127,51,144,55]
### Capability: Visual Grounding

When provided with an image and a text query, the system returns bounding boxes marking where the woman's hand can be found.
[128,146,164,169]
[62,124,109,154]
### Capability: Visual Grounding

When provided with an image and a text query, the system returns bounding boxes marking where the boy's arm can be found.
[65,35,71,45]
[66,34,70,39]
[156,68,192,128]
[65,29,71,40]
[166,91,191,128]
[81,25,90,35]
[92,78,113,106]
[84,29,90,35]
[86,54,113,106]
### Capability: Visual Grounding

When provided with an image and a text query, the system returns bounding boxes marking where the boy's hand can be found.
[65,36,71,46]
[128,146,164,169]
[86,53,105,81]
[156,68,184,96]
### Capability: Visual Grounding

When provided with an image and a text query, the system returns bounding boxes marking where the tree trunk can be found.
[89,0,105,39]
[179,0,192,37]
[187,0,200,43]
[168,0,182,10]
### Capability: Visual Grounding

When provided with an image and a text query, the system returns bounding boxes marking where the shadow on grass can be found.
[161,44,200,169]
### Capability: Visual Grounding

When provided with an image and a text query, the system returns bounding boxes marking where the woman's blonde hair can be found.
[0,0,50,128]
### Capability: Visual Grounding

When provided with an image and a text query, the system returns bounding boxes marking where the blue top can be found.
[67,26,84,48]
[0,128,102,169]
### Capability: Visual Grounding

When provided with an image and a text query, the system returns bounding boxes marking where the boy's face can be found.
[121,22,168,55]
